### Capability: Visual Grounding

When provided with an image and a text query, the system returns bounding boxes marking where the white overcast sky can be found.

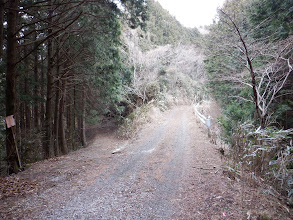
[156,0,226,28]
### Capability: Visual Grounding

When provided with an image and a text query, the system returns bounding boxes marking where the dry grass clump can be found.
[117,103,162,138]
[227,124,293,206]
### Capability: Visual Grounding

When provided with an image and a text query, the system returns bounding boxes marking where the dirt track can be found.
[0,105,291,219]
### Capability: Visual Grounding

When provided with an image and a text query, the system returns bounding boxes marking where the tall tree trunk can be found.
[19,102,25,137]
[6,0,19,174]
[53,37,62,156]
[67,86,73,151]
[59,79,68,154]
[68,84,76,150]
[72,85,77,150]
[0,0,4,59]
[24,77,31,130]
[23,39,32,132]
[43,0,54,158]
[80,89,86,147]
[53,79,60,156]
[33,30,39,129]
[40,55,45,124]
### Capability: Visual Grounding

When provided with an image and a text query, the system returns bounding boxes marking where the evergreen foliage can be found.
[0,0,148,174]
[205,0,293,136]
[204,0,293,202]
[248,0,293,39]
[144,0,200,46]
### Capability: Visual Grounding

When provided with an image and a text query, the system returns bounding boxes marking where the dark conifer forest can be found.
[1,0,148,173]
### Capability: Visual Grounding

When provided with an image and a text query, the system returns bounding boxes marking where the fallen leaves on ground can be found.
[0,176,38,199]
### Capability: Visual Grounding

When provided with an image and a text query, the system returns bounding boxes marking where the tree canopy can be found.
[0,0,148,174]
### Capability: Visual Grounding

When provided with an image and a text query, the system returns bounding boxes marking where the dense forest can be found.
[0,0,292,208]
[0,0,148,174]
[204,0,293,204]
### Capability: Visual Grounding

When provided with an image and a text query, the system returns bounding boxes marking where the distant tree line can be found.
[132,0,200,50]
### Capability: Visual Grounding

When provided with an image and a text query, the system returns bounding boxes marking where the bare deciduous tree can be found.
[219,10,293,128]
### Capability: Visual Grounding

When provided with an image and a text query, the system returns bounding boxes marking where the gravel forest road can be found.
[1,105,291,219]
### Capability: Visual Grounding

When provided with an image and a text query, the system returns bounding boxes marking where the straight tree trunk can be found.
[59,79,68,154]
[44,43,54,158]
[40,55,45,124]
[33,30,39,129]
[43,0,54,158]
[72,85,77,150]
[24,77,31,130]
[80,89,86,147]
[66,88,73,151]
[67,84,76,150]
[53,79,60,156]
[53,37,61,156]
[19,102,25,137]
[23,38,31,132]
[0,0,4,59]
[6,0,19,174]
